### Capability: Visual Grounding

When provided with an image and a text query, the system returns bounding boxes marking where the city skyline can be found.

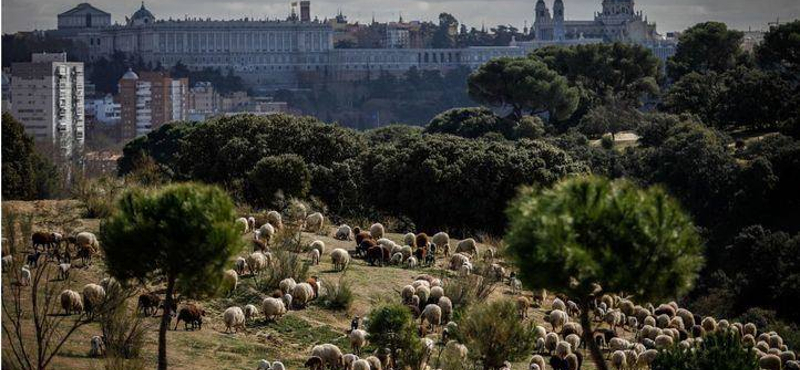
[3,0,798,35]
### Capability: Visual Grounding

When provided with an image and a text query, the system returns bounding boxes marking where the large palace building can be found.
[54,1,670,88]
[532,0,658,43]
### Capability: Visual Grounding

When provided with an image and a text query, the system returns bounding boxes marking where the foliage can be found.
[117,121,195,178]
[246,154,312,208]
[2,33,86,68]
[367,303,425,370]
[2,113,60,200]
[467,57,579,120]
[737,308,800,348]
[756,20,800,78]
[100,287,149,364]
[577,103,641,139]
[318,276,355,311]
[72,176,126,218]
[458,300,534,370]
[100,183,242,370]
[442,274,497,316]
[425,107,508,138]
[258,249,310,294]
[667,22,744,80]
[506,175,704,303]
[652,331,759,370]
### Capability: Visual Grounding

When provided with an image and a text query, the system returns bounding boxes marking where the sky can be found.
[2,0,799,35]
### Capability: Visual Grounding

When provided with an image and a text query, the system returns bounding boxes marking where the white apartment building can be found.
[11,53,85,159]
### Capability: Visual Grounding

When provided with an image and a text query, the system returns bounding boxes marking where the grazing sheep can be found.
[365,356,382,370]
[305,356,324,370]
[137,293,161,316]
[398,245,413,260]
[415,233,429,250]
[306,212,325,233]
[517,296,531,318]
[222,269,238,295]
[455,238,478,256]
[247,252,268,275]
[744,322,758,337]
[369,223,385,240]
[89,335,105,357]
[545,309,569,333]
[282,294,293,310]
[545,333,560,354]
[416,285,431,306]
[609,338,631,352]
[637,349,658,368]
[272,361,286,370]
[309,240,325,256]
[259,222,276,243]
[759,354,782,370]
[432,232,450,255]
[244,304,259,322]
[655,334,674,349]
[235,217,249,233]
[530,355,546,370]
[292,283,315,308]
[349,329,368,355]
[223,306,246,333]
[781,351,797,363]
[404,232,416,247]
[401,285,415,303]
[482,248,495,262]
[552,298,567,312]
[448,253,470,271]
[556,341,572,359]
[611,350,626,370]
[390,253,403,265]
[430,286,444,303]
[75,232,99,251]
[60,289,83,315]
[280,278,297,295]
[174,304,205,330]
[56,263,71,280]
[769,334,784,349]
[82,283,106,314]
[331,248,351,271]
[310,343,344,370]
[234,257,248,275]
[342,354,359,370]
[262,297,287,321]
[421,304,442,331]
[267,211,283,229]
[438,297,453,322]
[336,225,353,241]
[20,266,32,286]
[352,359,370,370]
[309,249,321,265]
[566,334,581,351]
[32,231,63,251]
[701,316,717,333]
[405,256,418,269]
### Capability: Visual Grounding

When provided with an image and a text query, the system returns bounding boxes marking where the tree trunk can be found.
[158,276,176,370]
[581,301,608,370]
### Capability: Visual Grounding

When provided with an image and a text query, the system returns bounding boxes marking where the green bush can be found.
[73,176,125,218]
[367,303,425,370]
[318,276,354,311]
[652,331,759,370]
[246,154,311,208]
[458,299,534,370]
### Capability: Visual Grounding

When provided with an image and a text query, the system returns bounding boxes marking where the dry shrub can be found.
[318,275,354,311]
[442,273,497,317]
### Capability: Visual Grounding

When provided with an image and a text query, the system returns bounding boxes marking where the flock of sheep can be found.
[4,206,798,370]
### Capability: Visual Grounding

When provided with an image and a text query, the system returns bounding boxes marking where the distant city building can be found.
[117,69,187,141]
[85,93,121,124]
[10,53,85,160]
[532,0,659,43]
[1,71,11,112]
[188,81,219,115]
[386,24,411,48]
[56,2,111,36]
[741,30,766,52]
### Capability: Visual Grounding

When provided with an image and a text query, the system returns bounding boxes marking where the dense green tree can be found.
[432,13,458,48]
[506,176,704,370]
[1,113,59,200]
[117,121,196,178]
[246,154,311,208]
[756,20,800,78]
[467,57,579,120]
[100,183,242,370]
[715,66,793,129]
[667,22,744,80]
[424,107,508,138]
[533,43,662,107]
[458,300,534,370]
[2,33,86,68]
[577,101,642,140]
[367,304,425,370]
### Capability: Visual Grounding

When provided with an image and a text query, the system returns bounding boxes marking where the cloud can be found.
[2,0,798,34]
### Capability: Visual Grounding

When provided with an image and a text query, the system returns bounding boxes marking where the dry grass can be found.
[1,201,628,370]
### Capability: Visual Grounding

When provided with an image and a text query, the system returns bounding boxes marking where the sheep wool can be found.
[223,306,246,333]
[310,343,344,370]
[421,304,442,329]
[349,329,368,355]
[331,248,350,271]
[262,297,287,321]
[369,223,385,240]
[403,232,416,247]
[222,269,238,294]
[82,283,106,313]
[60,289,83,315]
[266,211,283,229]
[244,304,258,321]
[235,217,249,233]
[336,225,353,240]
[455,238,478,256]
[280,278,297,295]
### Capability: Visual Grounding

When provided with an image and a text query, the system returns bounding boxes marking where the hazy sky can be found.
[3,0,798,34]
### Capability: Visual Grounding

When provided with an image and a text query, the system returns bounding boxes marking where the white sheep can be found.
[637,349,659,368]
[415,285,431,306]
[369,223,385,239]
[544,309,569,332]
[336,225,353,240]
[552,298,567,312]
[20,266,31,286]
[267,211,283,229]
[262,297,287,321]
[310,240,325,256]
[352,359,370,370]
[565,334,581,350]
[257,359,271,370]
[482,248,495,262]
[343,354,359,370]
[60,289,83,315]
[234,257,248,275]
[759,354,782,370]
[308,248,321,265]
[390,253,403,265]
[223,306,246,333]
[306,212,325,233]
[75,232,99,250]
[247,252,268,275]
[545,333,560,354]
[421,304,442,331]
[280,278,297,295]
[247,216,256,230]
[529,355,546,370]
[655,334,674,349]
[272,361,286,370]
[609,337,632,352]
[455,238,478,256]
[82,283,106,314]
[349,329,368,355]
[259,223,276,243]
[310,343,344,370]
[365,356,382,370]
[438,296,453,322]
[429,286,444,302]
[235,217,249,233]
[291,282,314,308]
[244,304,259,322]
[611,350,627,370]
[331,248,350,271]
[432,232,450,254]
[555,341,572,358]
[405,256,418,269]
[459,262,473,276]
[401,285,415,303]
[448,253,470,271]
[89,335,105,357]
[222,269,238,295]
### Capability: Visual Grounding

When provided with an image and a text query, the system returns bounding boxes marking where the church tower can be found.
[553,0,565,40]
[534,0,552,40]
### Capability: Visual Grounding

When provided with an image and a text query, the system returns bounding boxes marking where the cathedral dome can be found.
[121,68,139,80]
[131,2,154,23]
